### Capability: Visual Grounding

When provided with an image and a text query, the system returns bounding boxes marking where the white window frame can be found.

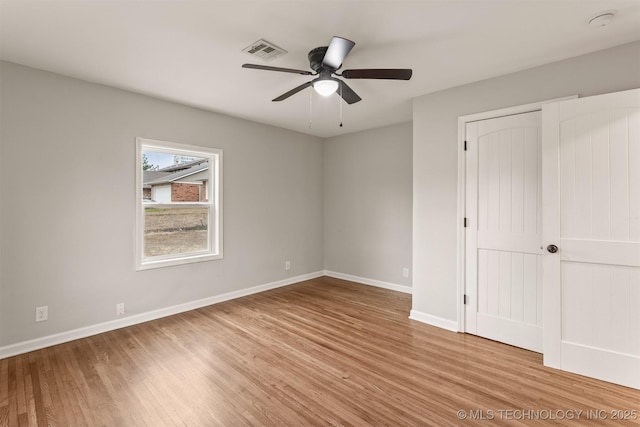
[135,137,223,270]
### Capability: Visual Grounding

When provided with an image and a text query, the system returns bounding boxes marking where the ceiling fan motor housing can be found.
[308,46,331,72]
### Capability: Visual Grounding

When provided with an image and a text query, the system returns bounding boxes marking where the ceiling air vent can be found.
[242,39,287,62]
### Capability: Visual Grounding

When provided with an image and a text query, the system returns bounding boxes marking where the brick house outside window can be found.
[143,159,209,202]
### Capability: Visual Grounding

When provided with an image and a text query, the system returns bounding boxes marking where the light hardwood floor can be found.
[1,276,639,426]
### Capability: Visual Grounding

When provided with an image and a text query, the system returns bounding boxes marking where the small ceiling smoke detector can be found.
[589,11,615,27]
[242,39,287,62]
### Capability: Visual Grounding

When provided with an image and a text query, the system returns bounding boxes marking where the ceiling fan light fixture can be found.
[313,79,339,96]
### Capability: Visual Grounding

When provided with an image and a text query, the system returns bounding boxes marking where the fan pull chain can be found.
[339,84,343,127]
[308,89,313,128]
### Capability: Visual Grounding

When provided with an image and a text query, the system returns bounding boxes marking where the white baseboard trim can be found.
[0,271,324,359]
[409,309,459,332]
[323,270,412,294]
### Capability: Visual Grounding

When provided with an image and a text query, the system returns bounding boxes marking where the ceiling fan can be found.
[242,36,412,104]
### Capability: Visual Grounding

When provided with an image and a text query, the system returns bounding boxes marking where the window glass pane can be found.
[142,151,209,203]
[144,206,209,257]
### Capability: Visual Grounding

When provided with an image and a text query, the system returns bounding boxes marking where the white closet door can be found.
[465,111,543,352]
[543,88,640,389]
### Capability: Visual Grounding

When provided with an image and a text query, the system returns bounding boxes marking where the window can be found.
[136,138,222,270]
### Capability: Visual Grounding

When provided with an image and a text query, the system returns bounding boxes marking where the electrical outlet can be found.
[116,302,125,316]
[35,306,48,322]
[285,260,291,271]
[403,268,410,278]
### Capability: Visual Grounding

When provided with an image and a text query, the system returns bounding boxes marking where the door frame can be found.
[456,96,577,332]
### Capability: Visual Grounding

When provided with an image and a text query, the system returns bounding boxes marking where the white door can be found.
[543,88,640,389]
[465,111,543,352]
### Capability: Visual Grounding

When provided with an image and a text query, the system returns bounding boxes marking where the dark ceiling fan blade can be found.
[242,63,313,75]
[322,36,355,70]
[341,69,413,80]
[272,81,313,101]
[337,80,361,104]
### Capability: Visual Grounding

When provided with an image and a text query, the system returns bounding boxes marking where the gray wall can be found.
[0,61,324,347]
[412,41,640,322]
[324,123,412,286]
[3,41,638,348]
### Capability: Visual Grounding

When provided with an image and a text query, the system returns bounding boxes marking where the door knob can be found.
[547,244,559,253]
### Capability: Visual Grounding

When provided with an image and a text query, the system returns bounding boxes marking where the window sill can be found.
[136,252,223,271]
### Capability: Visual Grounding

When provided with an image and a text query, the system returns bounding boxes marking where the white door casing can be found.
[542,88,640,389]
[465,111,543,352]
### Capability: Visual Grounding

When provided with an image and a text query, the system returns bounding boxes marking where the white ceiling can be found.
[1,1,639,138]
